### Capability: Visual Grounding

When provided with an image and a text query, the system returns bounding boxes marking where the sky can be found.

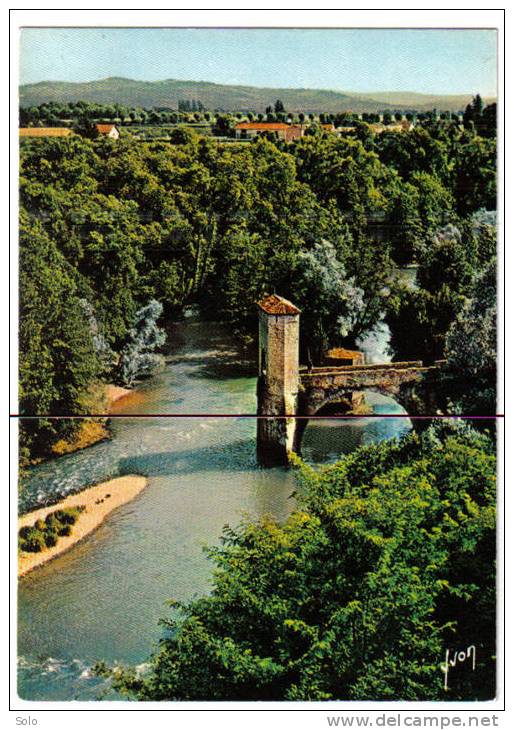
[20,28,497,96]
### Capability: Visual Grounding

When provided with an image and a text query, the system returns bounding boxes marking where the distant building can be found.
[19,127,73,138]
[369,120,414,135]
[320,123,336,132]
[234,122,304,142]
[95,123,120,139]
[335,126,357,135]
[286,125,305,141]
[324,348,365,366]
[385,120,415,132]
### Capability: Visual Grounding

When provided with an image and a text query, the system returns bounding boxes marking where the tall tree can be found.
[19,213,100,457]
[290,240,365,360]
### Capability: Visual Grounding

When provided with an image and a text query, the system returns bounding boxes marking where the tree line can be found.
[20,96,496,137]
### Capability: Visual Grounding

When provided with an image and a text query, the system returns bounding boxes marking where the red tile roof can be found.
[96,124,117,134]
[257,294,301,315]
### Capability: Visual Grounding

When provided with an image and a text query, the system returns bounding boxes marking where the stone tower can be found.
[256,294,301,466]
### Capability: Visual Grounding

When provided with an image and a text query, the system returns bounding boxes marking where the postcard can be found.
[11,12,504,718]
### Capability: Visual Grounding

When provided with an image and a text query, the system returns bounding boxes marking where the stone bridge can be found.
[256,294,443,466]
[298,361,437,415]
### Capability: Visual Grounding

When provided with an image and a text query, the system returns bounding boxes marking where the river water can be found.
[17,312,411,701]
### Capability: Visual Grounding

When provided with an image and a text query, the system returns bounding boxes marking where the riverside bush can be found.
[19,506,85,553]
[44,513,61,530]
[22,529,46,553]
[53,506,84,525]
[44,530,58,548]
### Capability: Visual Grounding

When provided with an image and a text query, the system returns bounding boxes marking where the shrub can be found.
[54,506,84,525]
[23,529,46,553]
[44,530,58,548]
[45,513,61,531]
[18,506,85,553]
[18,526,32,540]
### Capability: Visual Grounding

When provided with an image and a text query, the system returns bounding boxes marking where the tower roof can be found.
[257,294,301,315]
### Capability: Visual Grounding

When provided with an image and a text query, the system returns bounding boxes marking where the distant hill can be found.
[19,77,495,113]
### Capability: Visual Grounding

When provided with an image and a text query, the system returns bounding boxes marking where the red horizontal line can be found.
[10,413,504,419]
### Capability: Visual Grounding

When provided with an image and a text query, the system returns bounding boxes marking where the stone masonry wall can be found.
[257,311,300,465]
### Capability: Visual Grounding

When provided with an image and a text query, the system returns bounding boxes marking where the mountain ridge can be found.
[19,77,495,113]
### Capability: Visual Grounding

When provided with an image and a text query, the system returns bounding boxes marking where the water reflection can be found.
[301,393,411,464]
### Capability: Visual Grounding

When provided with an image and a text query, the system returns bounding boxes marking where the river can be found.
[17,311,411,701]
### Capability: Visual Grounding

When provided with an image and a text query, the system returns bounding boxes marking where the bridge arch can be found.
[296,391,414,462]
[293,384,413,458]
[298,378,417,417]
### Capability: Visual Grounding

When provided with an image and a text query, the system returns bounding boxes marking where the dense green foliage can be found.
[19,211,101,457]
[445,257,497,414]
[96,422,495,701]
[463,95,497,139]
[19,110,497,459]
[385,211,497,414]
[19,506,85,552]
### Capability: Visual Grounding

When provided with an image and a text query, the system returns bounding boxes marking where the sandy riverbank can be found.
[105,384,133,409]
[49,385,134,458]
[108,384,147,414]
[18,475,148,577]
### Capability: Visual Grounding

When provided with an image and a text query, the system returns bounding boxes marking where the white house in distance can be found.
[95,123,120,140]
